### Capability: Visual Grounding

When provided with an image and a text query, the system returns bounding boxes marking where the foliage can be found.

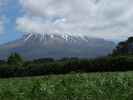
[0,72,132,100]
[112,37,133,55]
[7,53,24,66]
[0,55,133,77]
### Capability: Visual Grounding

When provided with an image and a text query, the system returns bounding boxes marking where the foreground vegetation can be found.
[0,72,132,100]
[0,54,133,77]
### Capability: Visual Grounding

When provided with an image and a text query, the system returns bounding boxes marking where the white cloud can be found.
[17,0,133,39]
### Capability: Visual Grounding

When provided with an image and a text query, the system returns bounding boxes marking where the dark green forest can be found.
[0,37,133,78]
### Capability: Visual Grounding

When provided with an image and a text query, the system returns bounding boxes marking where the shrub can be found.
[7,53,24,67]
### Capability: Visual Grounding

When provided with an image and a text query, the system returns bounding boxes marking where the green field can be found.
[0,72,133,100]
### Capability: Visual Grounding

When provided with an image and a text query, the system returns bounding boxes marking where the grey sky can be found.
[16,0,133,40]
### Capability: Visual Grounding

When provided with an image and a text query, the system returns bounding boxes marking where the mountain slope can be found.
[0,33,116,59]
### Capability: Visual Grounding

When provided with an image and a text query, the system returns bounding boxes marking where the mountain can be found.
[0,33,116,60]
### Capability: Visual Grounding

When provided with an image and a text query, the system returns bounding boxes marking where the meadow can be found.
[0,71,132,100]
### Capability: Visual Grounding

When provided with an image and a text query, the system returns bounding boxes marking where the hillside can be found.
[0,33,115,60]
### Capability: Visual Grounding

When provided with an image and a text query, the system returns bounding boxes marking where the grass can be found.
[0,72,132,100]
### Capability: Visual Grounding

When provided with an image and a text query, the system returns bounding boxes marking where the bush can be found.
[7,53,24,67]
[0,54,133,77]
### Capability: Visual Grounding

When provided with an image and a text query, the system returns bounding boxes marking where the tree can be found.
[112,37,133,55]
[7,53,24,66]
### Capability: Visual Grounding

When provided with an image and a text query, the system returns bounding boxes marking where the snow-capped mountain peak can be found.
[0,32,116,60]
[23,33,106,43]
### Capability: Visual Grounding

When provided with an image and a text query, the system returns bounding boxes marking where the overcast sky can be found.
[0,0,133,44]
